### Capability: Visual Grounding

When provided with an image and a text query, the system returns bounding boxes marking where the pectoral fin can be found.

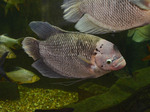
[78,55,92,67]
[129,0,150,10]
[75,14,114,34]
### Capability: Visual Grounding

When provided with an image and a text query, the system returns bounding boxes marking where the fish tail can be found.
[17,37,24,46]
[61,0,84,22]
[22,37,40,60]
[0,52,11,82]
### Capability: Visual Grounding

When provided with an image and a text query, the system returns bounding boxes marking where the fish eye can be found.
[106,59,112,64]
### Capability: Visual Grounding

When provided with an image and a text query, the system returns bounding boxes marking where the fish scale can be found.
[22,21,126,79]
[62,0,150,34]
[83,0,148,30]
[39,33,98,78]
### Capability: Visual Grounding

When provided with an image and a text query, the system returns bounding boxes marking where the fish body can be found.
[6,67,40,84]
[22,21,126,79]
[62,0,150,34]
[0,52,11,82]
[0,35,23,49]
[0,43,16,59]
[131,0,150,10]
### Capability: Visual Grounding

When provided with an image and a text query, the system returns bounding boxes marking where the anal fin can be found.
[32,59,66,78]
[75,14,114,34]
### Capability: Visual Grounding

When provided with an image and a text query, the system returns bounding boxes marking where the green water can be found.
[0,0,150,112]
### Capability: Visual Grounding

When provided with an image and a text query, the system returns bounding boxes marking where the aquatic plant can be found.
[128,24,150,42]
[66,67,150,112]
[0,85,78,112]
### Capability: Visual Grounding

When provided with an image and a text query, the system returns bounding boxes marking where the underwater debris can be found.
[142,44,150,61]
[22,21,126,79]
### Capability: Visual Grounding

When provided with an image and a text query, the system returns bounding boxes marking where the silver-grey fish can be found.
[61,0,150,34]
[6,67,40,84]
[0,34,23,49]
[22,21,126,79]
[131,0,150,10]
[0,43,16,59]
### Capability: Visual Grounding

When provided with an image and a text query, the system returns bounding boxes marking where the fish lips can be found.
[111,56,126,71]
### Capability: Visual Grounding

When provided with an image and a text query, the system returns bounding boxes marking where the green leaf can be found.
[128,25,150,42]
[67,67,150,112]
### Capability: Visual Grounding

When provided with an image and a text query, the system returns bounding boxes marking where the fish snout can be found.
[111,57,126,70]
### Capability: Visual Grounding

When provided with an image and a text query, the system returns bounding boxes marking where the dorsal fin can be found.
[29,21,67,40]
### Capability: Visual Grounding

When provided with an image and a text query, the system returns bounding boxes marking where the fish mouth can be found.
[111,56,126,70]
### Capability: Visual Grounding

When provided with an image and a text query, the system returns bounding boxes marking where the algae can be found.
[79,82,109,95]
[66,67,150,112]
[0,85,78,112]
[0,82,19,100]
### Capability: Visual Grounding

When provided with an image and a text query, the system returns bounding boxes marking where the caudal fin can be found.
[16,37,24,47]
[22,37,40,60]
[61,0,84,22]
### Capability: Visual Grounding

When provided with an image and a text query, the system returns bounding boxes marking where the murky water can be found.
[0,0,150,112]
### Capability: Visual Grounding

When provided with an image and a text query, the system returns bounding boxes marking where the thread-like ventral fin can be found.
[32,59,66,78]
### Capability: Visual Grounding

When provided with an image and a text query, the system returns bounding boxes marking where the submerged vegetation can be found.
[0,85,78,112]
[67,67,150,112]
[128,25,150,42]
